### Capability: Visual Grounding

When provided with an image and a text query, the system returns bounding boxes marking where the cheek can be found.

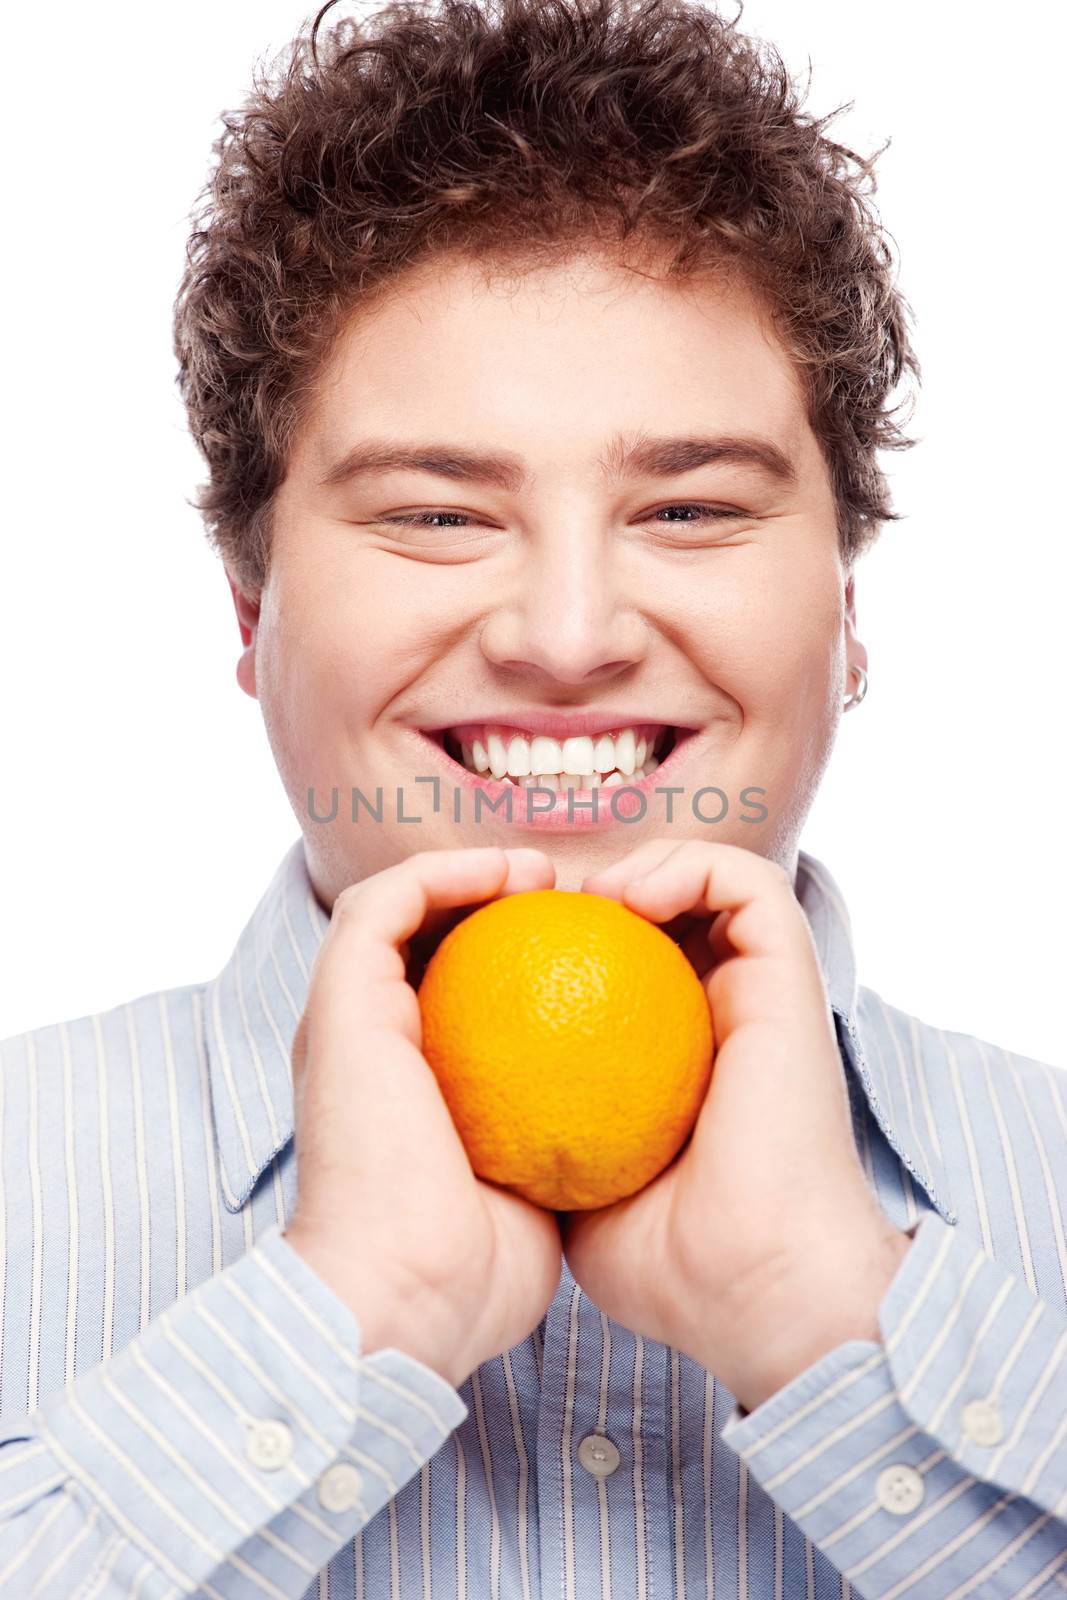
[264,560,452,758]
[684,554,842,709]
[255,583,369,765]
[763,590,841,699]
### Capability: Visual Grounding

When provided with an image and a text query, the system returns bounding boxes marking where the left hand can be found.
[559,838,913,1412]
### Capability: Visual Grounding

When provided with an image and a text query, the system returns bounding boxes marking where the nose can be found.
[479,521,649,686]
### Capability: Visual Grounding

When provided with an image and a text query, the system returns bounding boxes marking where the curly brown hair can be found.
[173,0,920,596]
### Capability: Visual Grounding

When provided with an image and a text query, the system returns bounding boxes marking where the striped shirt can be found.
[1,837,1065,1599]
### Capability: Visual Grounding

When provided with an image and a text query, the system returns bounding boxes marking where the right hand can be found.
[282,845,564,1391]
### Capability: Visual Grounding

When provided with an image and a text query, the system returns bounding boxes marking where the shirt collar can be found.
[203,838,329,1210]
[794,850,956,1224]
[203,837,955,1223]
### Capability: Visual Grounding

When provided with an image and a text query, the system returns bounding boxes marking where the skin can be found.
[230,245,911,1407]
[229,245,868,903]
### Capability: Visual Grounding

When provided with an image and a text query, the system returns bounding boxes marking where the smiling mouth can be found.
[426,722,682,787]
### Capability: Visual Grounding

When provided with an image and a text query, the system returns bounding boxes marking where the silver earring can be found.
[843,663,868,711]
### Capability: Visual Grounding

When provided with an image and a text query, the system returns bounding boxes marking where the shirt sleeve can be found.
[718,1211,1067,1600]
[0,1223,469,1598]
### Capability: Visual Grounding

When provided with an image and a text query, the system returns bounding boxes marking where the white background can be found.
[2,1,1063,1061]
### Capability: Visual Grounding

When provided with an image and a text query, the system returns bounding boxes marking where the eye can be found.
[368,510,504,557]
[645,503,744,524]
[380,511,476,529]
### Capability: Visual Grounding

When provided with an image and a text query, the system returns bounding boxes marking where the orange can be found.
[417,889,715,1211]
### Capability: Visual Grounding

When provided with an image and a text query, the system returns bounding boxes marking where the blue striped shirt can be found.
[1,838,1066,1598]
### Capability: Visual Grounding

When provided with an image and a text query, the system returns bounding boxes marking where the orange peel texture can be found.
[417,889,715,1211]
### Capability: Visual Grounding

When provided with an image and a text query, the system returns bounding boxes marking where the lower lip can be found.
[413,730,690,832]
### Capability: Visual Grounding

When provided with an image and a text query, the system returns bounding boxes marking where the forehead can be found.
[301,248,812,474]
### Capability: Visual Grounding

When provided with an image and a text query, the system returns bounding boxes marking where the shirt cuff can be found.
[719,1211,1067,1598]
[21,1223,468,1594]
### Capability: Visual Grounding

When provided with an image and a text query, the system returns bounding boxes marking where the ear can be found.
[844,570,868,679]
[228,574,261,699]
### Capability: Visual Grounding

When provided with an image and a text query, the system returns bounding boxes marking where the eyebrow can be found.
[317,430,798,493]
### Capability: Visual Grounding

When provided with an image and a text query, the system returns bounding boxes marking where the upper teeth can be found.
[456,725,666,782]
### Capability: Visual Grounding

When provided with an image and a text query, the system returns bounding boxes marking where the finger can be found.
[416,846,556,941]
[412,845,555,934]
[705,908,735,968]
[328,847,512,959]
[580,838,685,897]
[406,848,556,983]
[619,841,807,963]
[494,847,557,898]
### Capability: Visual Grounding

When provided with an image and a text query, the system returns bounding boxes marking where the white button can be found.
[577,1434,621,1478]
[317,1462,363,1512]
[961,1397,1003,1446]
[245,1418,294,1471]
[875,1463,924,1515]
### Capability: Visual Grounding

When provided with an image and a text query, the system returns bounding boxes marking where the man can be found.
[2,0,1065,1594]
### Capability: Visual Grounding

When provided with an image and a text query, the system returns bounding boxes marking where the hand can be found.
[558,839,912,1412]
[283,846,564,1392]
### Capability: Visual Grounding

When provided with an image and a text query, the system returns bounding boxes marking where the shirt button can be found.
[245,1418,294,1471]
[875,1464,924,1515]
[961,1398,1003,1446]
[577,1433,621,1478]
[317,1462,363,1512]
